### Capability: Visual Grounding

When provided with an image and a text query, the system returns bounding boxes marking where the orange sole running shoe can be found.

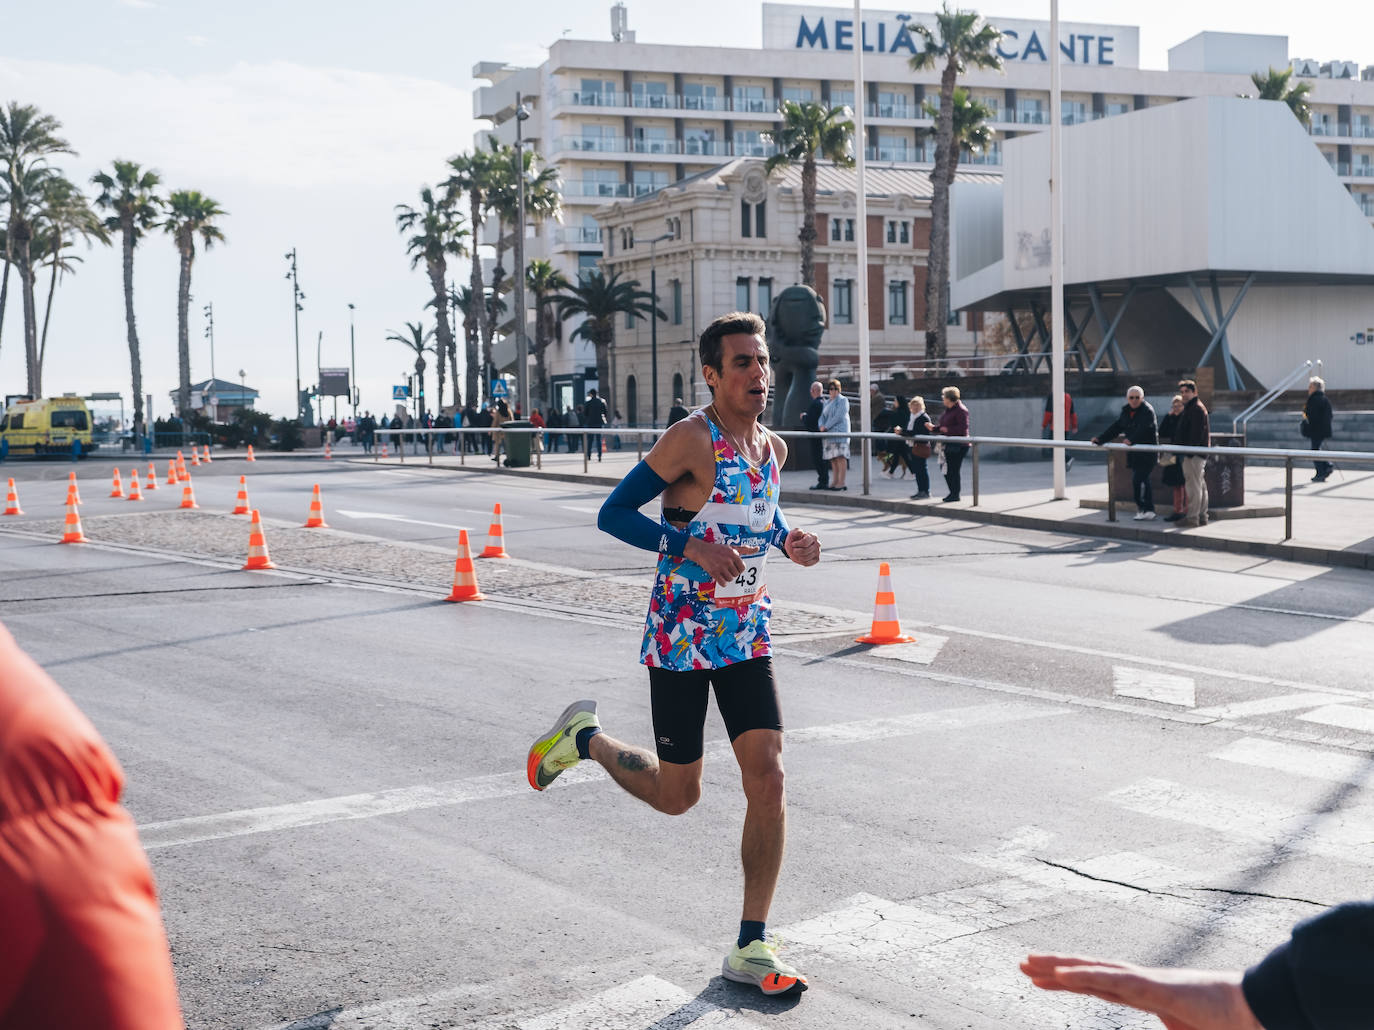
[526,699,599,790]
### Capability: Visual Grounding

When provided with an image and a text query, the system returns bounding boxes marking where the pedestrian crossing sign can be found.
[491,379,509,398]
[393,385,410,400]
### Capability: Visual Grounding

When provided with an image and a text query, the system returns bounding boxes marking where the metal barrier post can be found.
[1284,457,1293,541]
[638,432,644,462]
[971,443,980,507]
[427,431,433,466]
[459,430,465,465]
[1106,450,1117,522]
[583,431,589,474]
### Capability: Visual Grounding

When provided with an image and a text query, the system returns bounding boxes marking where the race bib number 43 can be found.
[713,552,767,610]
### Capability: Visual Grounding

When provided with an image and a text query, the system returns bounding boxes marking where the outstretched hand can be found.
[1019,955,1263,1030]
[784,529,820,567]
[685,537,759,586]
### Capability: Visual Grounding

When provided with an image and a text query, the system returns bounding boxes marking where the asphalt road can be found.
[2,456,1372,1029]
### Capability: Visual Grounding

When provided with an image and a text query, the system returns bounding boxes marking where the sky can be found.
[2,0,1367,422]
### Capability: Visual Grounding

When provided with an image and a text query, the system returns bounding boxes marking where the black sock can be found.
[738,920,766,949]
[574,726,601,760]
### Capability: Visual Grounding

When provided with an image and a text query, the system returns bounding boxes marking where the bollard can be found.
[459,429,465,466]
[1106,451,1117,523]
[1283,457,1293,541]
[970,443,980,507]
[637,432,644,462]
[427,431,433,467]
[583,431,589,474]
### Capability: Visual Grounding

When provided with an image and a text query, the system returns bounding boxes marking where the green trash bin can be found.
[502,420,532,467]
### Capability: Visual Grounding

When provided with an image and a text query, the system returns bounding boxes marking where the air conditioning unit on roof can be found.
[1292,58,1320,77]
[1322,60,1359,79]
[1362,65,1374,81]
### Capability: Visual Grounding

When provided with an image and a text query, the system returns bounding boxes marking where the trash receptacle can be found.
[503,420,533,467]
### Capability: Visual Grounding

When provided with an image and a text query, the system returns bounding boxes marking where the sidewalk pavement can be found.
[337,439,1374,570]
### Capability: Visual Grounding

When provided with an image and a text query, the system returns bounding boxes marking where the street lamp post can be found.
[284,248,305,422]
[646,231,674,427]
[348,303,358,420]
[203,301,216,422]
[513,94,532,418]
[238,368,246,422]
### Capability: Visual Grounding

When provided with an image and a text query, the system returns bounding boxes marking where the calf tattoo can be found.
[617,749,653,772]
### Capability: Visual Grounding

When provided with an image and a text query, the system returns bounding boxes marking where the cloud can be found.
[0,57,475,189]
[185,34,210,46]
[118,0,158,7]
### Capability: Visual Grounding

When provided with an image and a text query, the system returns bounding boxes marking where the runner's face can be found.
[708,334,770,417]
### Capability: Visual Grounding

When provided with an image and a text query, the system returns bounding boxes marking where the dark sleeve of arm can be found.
[1241,900,1374,1030]
[1095,418,1123,444]
[597,461,689,558]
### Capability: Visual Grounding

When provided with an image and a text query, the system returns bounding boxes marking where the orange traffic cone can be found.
[60,496,86,543]
[479,503,510,558]
[246,444,257,462]
[444,529,486,602]
[179,482,199,510]
[202,445,212,464]
[855,563,916,645]
[166,460,178,486]
[126,470,144,501]
[324,438,332,460]
[109,468,124,498]
[67,470,82,505]
[302,483,328,527]
[232,475,251,515]
[176,451,189,482]
[191,448,201,467]
[380,443,389,459]
[145,462,158,490]
[242,509,275,569]
[3,478,22,515]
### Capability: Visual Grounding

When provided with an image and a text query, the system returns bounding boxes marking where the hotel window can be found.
[633,125,671,154]
[577,254,599,279]
[832,279,852,323]
[578,78,617,105]
[877,90,908,118]
[888,280,908,325]
[741,199,766,238]
[736,277,751,313]
[683,82,719,110]
[585,168,620,197]
[979,94,1001,120]
[829,87,855,109]
[757,277,773,317]
[886,220,910,245]
[734,129,769,157]
[684,127,718,155]
[1017,98,1046,124]
[830,217,855,242]
[877,134,909,162]
[631,81,670,108]
[576,123,612,151]
[1104,100,1130,117]
[671,280,683,324]
[1061,100,1087,125]
[734,84,769,113]
[633,168,669,196]
[781,86,815,103]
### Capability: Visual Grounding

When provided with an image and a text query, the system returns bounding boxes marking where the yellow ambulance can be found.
[0,395,98,457]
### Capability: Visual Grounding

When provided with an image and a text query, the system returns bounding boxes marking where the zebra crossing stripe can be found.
[517,975,758,1030]
[1112,666,1196,707]
[1213,737,1374,785]
[1193,692,1350,719]
[1297,704,1374,735]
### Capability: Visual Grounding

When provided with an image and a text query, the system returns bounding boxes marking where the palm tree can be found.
[922,87,996,183]
[396,186,467,412]
[764,101,854,288]
[34,174,108,378]
[525,258,570,408]
[444,148,497,405]
[555,269,663,415]
[387,321,434,417]
[163,190,227,417]
[1246,67,1313,126]
[0,101,74,395]
[910,4,1003,362]
[92,160,163,442]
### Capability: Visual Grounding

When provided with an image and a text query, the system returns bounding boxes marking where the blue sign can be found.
[393,385,410,400]
[490,379,508,398]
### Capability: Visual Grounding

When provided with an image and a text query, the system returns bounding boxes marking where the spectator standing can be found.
[1042,390,1079,468]
[1174,379,1210,528]
[1302,375,1334,482]
[933,386,970,503]
[529,408,546,454]
[1091,386,1159,520]
[802,380,828,491]
[477,404,493,455]
[1157,394,1188,521]
[583,389,608,462]
[896,396,935,499]
[490,398,511,464]
[545,406,562,453]
[565,405,581,453]
[819,379,850,490]
[666,398,690,426]
[610,409,625,450]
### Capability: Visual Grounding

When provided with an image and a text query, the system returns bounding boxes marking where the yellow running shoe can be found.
[526,699,599,791]
[722,938,809,996]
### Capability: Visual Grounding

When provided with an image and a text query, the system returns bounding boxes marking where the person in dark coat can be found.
[1091,386,1159,520]
[801,380,828,490]
[1157,394,1188,521]
[1174,379,1210,527]
[932,386,970,503]
[895,395,935,499]
[666,398,690,426]
[583,389,608,461]
[1302,375,1334,482]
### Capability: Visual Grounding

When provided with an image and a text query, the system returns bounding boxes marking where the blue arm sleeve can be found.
[770,506,791,554]
[597,460,690,558]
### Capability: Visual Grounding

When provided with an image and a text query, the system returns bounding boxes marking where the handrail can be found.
[1232,359,1320,435]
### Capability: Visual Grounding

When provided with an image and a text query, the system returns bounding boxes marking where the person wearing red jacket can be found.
[1043,391,1079,468]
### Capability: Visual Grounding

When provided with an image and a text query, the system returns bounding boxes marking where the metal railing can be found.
[1231,359,1320,435]
[344,426,1371,545]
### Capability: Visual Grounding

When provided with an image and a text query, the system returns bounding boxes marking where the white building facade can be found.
[473,4,1374,412]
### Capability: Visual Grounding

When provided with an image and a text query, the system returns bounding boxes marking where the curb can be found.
[342,459,1374,572]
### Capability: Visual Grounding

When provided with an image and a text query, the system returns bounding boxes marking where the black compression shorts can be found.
[647,656,782,765]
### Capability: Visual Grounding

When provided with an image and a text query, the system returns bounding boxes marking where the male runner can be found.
[526,312,821,996]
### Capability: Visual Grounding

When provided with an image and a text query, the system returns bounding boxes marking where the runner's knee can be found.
[657,782,701,816]
[741,764,785,809]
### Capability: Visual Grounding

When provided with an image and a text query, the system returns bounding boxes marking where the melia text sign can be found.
[762,4,1139,68]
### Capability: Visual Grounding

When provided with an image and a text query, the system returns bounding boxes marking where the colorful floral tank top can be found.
[641,411,780,671]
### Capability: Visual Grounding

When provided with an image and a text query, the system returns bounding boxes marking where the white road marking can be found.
[785,701,1067,745]
[261,983,494,1030]
[1193,692,1352,719]
[1213,737,1374,786]
[517,976,758,1030]
[857,633,948,666]
[1107,777,1374,866]
[334,509,468,531]
[1298,704,1374,735]
[559,504,602,514]
[1113,665,1196,707]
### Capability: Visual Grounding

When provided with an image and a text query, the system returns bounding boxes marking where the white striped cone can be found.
[856,562,915,644]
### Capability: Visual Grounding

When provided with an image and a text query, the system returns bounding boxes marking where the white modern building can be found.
[473,4,1374,409]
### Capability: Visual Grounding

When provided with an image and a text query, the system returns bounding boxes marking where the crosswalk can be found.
[247,713,1360,1029]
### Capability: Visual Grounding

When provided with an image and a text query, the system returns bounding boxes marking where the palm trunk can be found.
[176,233,194,417]
[38,248,60,375]
[483,227,509,401]
[123,220,146,441]
[16,227,40,397]
[427,260,452,411]
[468,188,489,404]
[449,294,463,409]
[924,63,960,364]
[799,156,819,288]
[532,294,549,408]
[595,326,614,416]
[0,252,11,360]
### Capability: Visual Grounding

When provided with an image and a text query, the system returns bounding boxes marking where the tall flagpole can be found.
[854,0,872,495]
[1050,0,1066,498]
